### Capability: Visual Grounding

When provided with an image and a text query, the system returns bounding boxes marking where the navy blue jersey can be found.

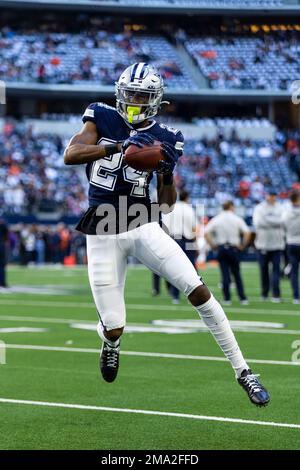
[82,102,184,209]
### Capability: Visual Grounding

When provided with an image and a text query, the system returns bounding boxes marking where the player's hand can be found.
[157,142,180,174]
[122,133,155,152]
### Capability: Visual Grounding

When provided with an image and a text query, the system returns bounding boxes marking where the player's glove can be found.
[122,133,155,152]
[157,141,181,174]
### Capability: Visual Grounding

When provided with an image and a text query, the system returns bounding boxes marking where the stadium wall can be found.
[4,83,294,102]
[1,0,300,15]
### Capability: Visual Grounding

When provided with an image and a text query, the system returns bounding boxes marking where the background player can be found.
[162,190,198,304]
[253,190,284,302]
[205,200,250,305]
[64,62,270,407]
[0,218,9,290]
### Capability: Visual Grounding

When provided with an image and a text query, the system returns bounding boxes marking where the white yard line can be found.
[0,328,47,333]
[0,397,299,430]
[1,314,300,335]
[125,293,297,302]
[0,299,95,309]
[5,344,300,366]
[0,299,299,317]
[0,315,93,324]
[1,315,300,334]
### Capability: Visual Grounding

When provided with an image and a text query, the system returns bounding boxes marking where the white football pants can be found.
[87,222,203,331]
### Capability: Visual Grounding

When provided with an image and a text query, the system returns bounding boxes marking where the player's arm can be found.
[263,213,282,228]
[204,220,218,250]
[156,132,184,213]
[64,121,122,165]
[253,206,282,229]
[204,231,218,250]
[239,219,252,250]
[157,174,177,213]
[252,206,267,229]
[281,212,288,232]
[239,230,252,250]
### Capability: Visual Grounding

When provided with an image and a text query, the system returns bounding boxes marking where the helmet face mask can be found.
[115,63,164,124]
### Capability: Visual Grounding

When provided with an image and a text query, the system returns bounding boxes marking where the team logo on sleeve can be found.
[84,108,95,118]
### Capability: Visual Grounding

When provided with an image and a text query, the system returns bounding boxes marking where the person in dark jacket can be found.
[0,218,9,289]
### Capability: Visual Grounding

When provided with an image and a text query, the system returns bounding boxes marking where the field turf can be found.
[0,263,299,450]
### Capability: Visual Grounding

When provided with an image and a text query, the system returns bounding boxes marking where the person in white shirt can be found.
[282,190,300,304]
[250,177,264,203]
[253,190,284,302]
[162,190,198,304]
[204,201,251,305]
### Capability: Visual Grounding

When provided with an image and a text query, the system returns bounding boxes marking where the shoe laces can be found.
[104,344,119,368]
[241,373,262,393]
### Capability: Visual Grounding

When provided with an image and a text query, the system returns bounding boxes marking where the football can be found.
[124,141,165,171]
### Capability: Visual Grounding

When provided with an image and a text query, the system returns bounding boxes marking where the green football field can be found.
[0,263,299,450]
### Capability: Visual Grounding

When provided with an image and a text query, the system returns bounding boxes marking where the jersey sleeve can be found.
[165,128,184,157]
[82,102,100,125]
[82,102,107,138]
[174,130,184,157]
[158,123,185,157]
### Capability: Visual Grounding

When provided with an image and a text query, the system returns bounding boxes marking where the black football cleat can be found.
[100,341,120,383]
[238,369,270,407]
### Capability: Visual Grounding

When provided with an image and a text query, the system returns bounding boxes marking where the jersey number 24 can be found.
[90,139,148,197]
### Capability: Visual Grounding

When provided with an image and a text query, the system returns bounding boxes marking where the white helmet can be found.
[115,63,165,124]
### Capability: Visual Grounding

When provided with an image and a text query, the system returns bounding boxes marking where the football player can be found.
[64,63,270,406]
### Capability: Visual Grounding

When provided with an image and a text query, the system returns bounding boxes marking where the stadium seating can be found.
[0,28,196,89]
[0,0,289,5]
[185,33,299,90]
[0,121,87,216]
[0,118,298,217]
[1,14,299,91]
[94,0,286,6]
[176,132,297,217]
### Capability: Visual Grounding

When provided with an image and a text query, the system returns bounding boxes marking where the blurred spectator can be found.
[253,191,285,302]
[21,226,36,265]
[0,23,191,89]
[0,117,299,218]
[239,180,250,199]
[36,232,46,265]
[185,29,300,90]
[0,218,9,288]
[58,223,71,262]
[0,120,87,216]
[282,190,300,304]
[250,177,264,202]
[5,224,87,265]
[71,231,87,265]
